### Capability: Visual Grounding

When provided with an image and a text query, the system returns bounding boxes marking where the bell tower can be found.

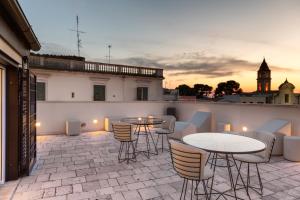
[257,58,271,93]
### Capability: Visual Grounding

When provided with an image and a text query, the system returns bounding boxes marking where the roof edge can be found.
[2,0,41,51]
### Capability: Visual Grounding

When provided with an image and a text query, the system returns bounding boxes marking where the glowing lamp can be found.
[36,122,41,127]
[242,126,248,132]
[138,117,142,121]
[93,119,98,124]
[224,124,231,132]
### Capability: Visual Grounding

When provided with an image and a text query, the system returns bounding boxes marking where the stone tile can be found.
[108,178,119,187]
[61,176,86,186]
[36,173,50,182]
[111,192,125,200]
[56,185,73,196]
[122,190,142,200]
[13,190,44,200]
[6,132,300,200]
[82,181,100,192]
[44,187,56,198]
[96,186,114,195]
[42,195,67,200]
[50,171,76,181]
[138,187,160,199]
[67,191,97,200]
[42,180,62,189]
[127,182,145,190]
[72,184,83,193]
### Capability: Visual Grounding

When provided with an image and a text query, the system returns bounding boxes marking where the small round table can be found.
[122,117,163,158]
[183,133,266,200]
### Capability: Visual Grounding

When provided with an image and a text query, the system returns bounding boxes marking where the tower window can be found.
[285,94,289,103]
[265,82,269,92]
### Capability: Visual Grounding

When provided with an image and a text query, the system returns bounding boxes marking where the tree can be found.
[193,84,213,98]
[176,84,194,96]
[215,80,243,97]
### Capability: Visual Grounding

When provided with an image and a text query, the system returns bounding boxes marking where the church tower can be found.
[257,58,271,93]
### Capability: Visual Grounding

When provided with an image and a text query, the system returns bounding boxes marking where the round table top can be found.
[122,117,163,125]
[183,133,266,154]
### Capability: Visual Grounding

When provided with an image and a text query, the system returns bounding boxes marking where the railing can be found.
[29,55,164,78]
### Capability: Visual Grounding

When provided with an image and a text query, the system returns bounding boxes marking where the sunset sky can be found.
[20,0,300,92]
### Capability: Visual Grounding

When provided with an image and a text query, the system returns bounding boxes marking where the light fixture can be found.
[224,124,231,132]
[93,119,98,124]
[36,122,41,127]
[138,117,142,121]
[242,126,248,132]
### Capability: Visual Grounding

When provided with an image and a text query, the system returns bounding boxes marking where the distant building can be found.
[29,54,164,102]
[257,58,271,93]
[272,79,300,105]
[222,59,300,105]
[163,88,178,101]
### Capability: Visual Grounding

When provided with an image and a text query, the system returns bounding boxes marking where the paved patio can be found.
[3,131,300,200]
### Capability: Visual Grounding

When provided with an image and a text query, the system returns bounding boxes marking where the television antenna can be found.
[105,44,112,63]
[69,15,85,56]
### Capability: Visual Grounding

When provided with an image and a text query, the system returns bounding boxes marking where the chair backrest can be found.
[257,119,290,133]
[189,111,211,128]
[112,122,132,142]
[169,139,208,180]
[255,131,276,161]
[161,115,176,132]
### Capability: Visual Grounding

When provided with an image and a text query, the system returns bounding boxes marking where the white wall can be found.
[37,101,171,135]
[37,101,300,136]
[174,102,300,135]
[33,70,163,101]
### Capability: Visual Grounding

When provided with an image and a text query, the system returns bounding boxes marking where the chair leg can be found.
[256,163,263,194]
[126,142,130,164]
[131,141,137,161]
[118,142,124,162]
[206,152,211,166]
[191,180,194,200]
[247,163,250,194]
[181,178,188,200]
[202,180,209,200]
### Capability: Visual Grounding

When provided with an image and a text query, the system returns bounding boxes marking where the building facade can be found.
[239,59,300,105]
[0,0,40,183]
[29,54,164,102]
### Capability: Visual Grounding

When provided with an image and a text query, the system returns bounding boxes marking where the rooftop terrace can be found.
[1,131,300,200]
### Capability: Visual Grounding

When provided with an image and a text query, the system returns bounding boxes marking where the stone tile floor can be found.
[1,131,300,200]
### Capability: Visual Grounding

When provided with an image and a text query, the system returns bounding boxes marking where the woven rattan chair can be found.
[169,140,213,200]
[233,131,276,196]
[112,122,137,164]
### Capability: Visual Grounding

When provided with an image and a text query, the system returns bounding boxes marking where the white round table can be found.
[182,133,266,200]
[183,132,266,154]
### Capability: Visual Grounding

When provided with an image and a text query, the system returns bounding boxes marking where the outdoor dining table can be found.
[122,117,163,158]
[183,132,266,200]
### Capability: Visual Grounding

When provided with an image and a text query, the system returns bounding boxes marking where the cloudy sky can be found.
[20,0,300,91]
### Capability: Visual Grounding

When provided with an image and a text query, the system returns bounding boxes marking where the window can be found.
[285,94,289,103]
[137,87,148,101]
[94,85,105,101]
[36,82,46,101]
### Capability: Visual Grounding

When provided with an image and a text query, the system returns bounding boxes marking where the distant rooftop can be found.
[29,53,163,78]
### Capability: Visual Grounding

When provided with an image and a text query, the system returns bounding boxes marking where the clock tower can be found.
[257,58,271,93]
